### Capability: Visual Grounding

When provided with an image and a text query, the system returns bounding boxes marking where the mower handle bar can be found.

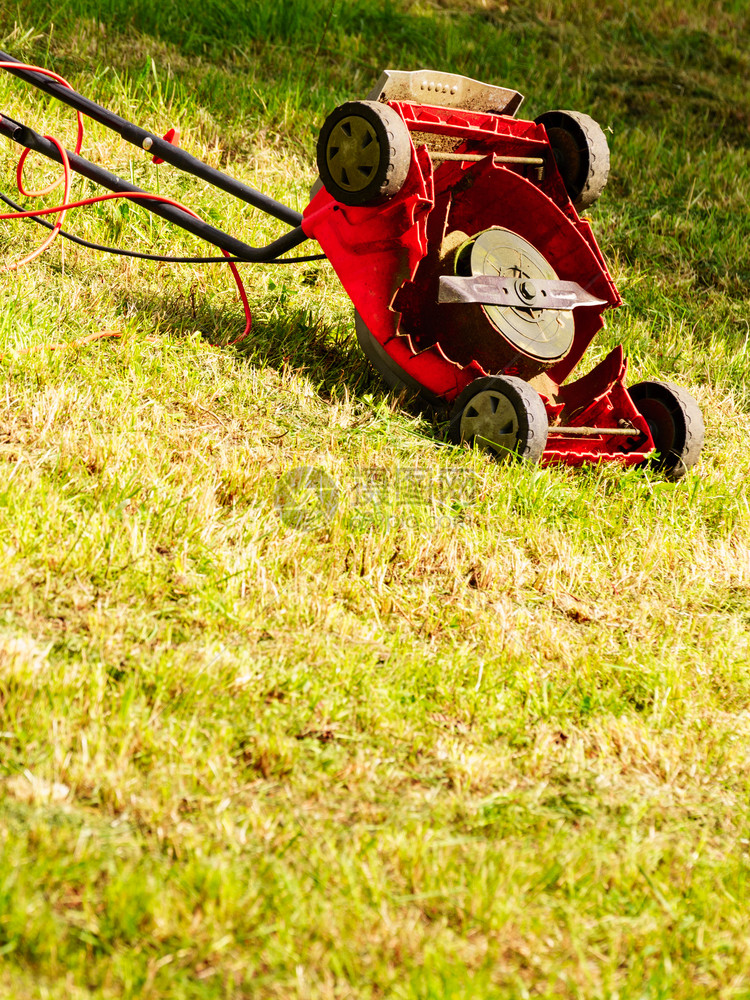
[0,49,303,229]
[0,114,308,262]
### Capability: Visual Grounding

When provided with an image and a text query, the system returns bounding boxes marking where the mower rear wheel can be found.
[448,375,548,462]
[534,109,610,211]
[629,380,704,480]
[317,100,411,206]
[354,310,441,406]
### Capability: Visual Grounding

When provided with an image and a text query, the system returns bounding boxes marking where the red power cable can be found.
[2,133,71,272]
[0,60,252,347]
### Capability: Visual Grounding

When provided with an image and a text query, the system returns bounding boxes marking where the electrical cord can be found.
[0,156,254,345]
[0,191,325,264]
[1,133,71,271]
[0,59,326,350]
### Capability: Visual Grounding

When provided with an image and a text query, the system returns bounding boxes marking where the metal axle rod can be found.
[0,114,308,261]
[428,151,544,165]
[0,49,303,228]
[547,425,638,437]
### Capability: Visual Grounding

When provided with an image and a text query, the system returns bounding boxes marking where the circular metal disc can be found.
[466,227,575,362]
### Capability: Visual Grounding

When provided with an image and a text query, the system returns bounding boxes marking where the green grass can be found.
[1,1,750,997]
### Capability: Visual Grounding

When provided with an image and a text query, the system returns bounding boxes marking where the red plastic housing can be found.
[302,100,654,466]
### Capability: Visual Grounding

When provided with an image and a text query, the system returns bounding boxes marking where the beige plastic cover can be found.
[366,69,524,117]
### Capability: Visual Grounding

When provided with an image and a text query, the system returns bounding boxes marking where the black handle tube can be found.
[0,114,309,261]
[0,49,304,228]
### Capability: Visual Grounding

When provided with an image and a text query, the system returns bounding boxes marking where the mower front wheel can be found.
[629,380,704,480]
[448,376,548,463]
[316,100,412,206]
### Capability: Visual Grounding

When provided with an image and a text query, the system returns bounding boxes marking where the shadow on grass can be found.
[108,280,400,403]
[101,278,450,451]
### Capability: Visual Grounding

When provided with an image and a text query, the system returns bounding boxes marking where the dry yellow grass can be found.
[1,0,750,997]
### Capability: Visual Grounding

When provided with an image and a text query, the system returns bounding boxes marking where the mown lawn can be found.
[1,1,749,997]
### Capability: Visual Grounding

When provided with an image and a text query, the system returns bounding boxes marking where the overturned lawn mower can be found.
[0,58,704,478]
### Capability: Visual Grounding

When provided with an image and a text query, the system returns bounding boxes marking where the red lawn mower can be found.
[0,57,704,477]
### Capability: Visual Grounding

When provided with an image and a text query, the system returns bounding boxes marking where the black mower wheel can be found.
[316,100,411,206]
[535,109,610,211]
[354,311,440,406]
[448,375,548,463]
[629,380,704,480]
